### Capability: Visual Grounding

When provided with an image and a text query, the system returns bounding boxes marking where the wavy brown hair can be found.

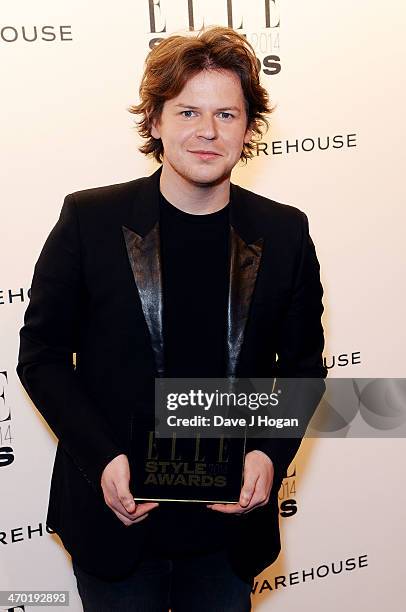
[128,26,274,164]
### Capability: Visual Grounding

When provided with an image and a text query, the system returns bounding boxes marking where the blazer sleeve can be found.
[245,211,327,486]
[16,194,125,496]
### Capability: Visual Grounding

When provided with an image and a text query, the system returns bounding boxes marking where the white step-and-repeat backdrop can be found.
[1,1,405,610]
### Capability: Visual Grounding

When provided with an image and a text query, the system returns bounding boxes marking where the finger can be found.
[107,490,159,521]
[239,464,260,507]
[131,502,159,519]
[111,507,150,527]
[110,500,159,523]
[115,481,137,514]
[207,503,246,514]
[252,468,272,505]
[244,482,270,512]
[207,491,265,514]
[208,500,261,514]
[108,500,139,523]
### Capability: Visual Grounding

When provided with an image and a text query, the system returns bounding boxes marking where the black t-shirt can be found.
[144,191,235,558]
[160,191,230,378]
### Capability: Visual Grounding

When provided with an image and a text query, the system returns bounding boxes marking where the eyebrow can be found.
[174,103,241,112]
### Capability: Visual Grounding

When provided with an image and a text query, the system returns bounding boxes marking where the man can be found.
[17,26,327,611]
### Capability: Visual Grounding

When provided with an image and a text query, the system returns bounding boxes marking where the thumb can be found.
[116,481,136,513]
[124,495,136,513]
[239,468,257,507]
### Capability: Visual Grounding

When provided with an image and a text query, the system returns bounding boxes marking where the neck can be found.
[159,161,231,215]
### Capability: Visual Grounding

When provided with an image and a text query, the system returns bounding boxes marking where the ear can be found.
[151,116,161,140]
[243,123,253,144]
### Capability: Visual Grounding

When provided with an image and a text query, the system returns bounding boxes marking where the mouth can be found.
[188,150,222,160]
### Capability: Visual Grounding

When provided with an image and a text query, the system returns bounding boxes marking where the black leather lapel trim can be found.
[227,226,264,377]
[122,223,165,377]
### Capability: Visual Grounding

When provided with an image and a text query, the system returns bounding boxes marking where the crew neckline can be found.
[159,191,230,224]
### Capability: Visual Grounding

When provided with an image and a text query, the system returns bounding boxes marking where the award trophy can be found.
[129,415,246,503]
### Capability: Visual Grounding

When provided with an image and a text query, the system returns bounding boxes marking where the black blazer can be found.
[17,165,327,582]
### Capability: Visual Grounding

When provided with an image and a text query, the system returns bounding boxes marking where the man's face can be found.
[151,69,252,186]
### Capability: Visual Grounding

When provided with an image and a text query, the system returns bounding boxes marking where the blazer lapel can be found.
[227,228,264,377]
[122,222,165,377]
[122,166,264,379]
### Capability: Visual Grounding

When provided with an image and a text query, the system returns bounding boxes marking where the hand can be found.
[101,454,159,527]
[206,450,274,515]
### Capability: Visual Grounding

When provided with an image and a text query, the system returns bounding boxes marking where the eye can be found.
[218,112,234,119]
[180,110,197,118]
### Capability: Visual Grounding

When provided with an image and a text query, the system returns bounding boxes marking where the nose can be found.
[195,113,217,140]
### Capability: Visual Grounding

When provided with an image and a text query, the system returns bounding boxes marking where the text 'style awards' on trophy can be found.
[129,414,247,504]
